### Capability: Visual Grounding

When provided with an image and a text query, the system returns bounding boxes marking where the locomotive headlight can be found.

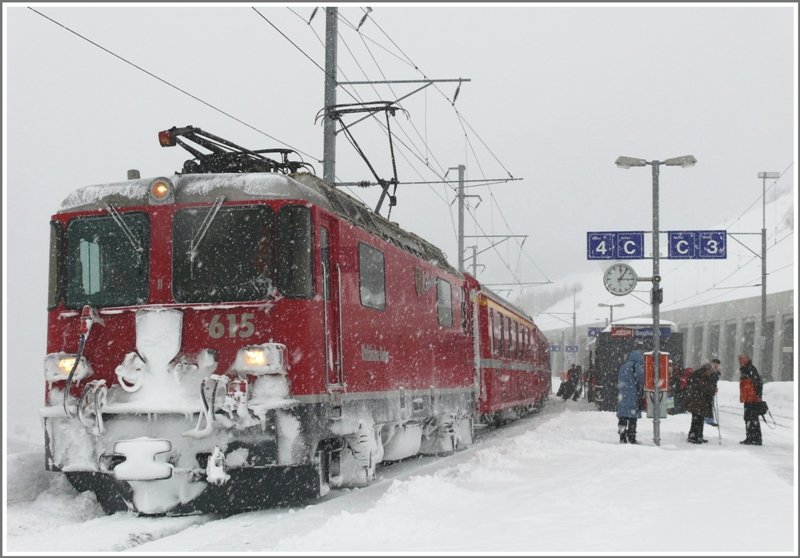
[233,343,286,375]
[44,353,93,383]
[148,177,174,204]
[57,356,76,374]
[243,348,268,368]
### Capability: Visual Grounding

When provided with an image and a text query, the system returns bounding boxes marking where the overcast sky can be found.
[3,3,797,437]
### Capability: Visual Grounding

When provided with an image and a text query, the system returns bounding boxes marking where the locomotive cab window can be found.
[173,205,273,303]
[65,213,149,309]
[277,205,314,298]
[436,278,453,327]
[48,221,62,309]
[358,242,385,310]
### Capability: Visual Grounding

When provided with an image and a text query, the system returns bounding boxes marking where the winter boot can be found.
[742,420,763,445]
[626,420,639,444]
[618,419,628,443]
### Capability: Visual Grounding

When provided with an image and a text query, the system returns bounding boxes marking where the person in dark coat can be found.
[684,363,717,443]
[559,364,579,401]
[616,350,644,444]
[571,365,583,401]
[739,354,764,445]
[670,366,693,414]
[704,358,722,426]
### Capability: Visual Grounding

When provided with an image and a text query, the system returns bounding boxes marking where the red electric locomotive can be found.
[41,126,550,515]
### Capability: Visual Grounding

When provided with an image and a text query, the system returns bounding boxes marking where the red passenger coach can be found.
[40,126,550,515]
[469,278,552,422]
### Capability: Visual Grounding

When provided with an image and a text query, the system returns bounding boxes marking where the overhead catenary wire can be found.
[347,10,447,177]
[292,10,454,198]
[29,7,319,163]
[660,228,793,310]
[362,10,551,287]
[281,7,452,187]
[283,7,460,239]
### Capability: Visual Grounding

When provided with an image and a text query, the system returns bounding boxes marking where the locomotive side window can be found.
[320,227,330,301]
[358,242,386,310]
[436,278,453,327]
[173,205,272,303]
[65,213,149,309]
[278,205,314,298]
[48,221,62,309]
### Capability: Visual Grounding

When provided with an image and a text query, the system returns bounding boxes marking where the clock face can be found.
[603,263,638,296]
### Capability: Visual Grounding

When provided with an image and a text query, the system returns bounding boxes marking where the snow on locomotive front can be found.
[42,167,475,514]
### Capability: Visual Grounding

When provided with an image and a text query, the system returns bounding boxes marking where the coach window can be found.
[489,309,495,355]
[498,313,505,356]
[507,317,513,358]
[527,328,533,358]
[278,205,314,298]
[436,278,453,327]
[359,242,386,310]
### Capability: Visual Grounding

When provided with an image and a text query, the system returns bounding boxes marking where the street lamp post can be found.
[598,302,625,325]
[615,154,696,446]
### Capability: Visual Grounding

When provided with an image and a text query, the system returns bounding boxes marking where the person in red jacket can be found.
[739,354,764,445]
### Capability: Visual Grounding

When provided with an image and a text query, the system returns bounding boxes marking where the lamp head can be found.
[663,155,697,168]
[615,156,647,169]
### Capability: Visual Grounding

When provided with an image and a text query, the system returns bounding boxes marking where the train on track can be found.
[41,126,551,515]
[585,319,684,411]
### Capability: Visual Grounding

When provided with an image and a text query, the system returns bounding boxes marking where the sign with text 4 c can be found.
[587,231,644,260]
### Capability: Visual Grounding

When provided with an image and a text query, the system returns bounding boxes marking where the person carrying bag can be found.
[738,354,765,446]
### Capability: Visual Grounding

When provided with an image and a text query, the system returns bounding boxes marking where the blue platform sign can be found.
[616,232,645,259]
[587,327,604,337]
[668,230,727,259]
[549,344,562,352]
[587,231,644,260]
[587,232,616,260]
[668,231,698,259]
[565,345,579,353]
[698,230,727,259]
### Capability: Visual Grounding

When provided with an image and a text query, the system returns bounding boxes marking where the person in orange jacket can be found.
[738,354,764,445]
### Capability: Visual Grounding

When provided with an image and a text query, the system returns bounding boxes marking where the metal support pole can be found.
[651,161,661,446]
[471,245,477,277]
[322,8,338,186]
[457,164,465,272]
[572,289,577,365]
[761,175,768,381]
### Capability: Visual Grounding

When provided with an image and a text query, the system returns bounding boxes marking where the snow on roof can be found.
[601,317,678,332]
[58,173,332,212]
